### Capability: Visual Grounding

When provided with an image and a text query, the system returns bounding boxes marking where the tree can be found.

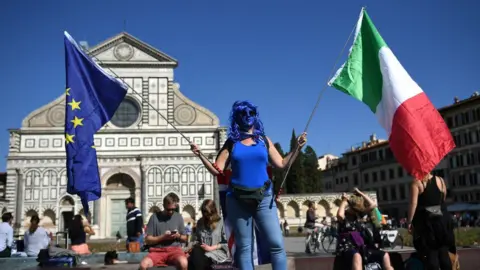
[303,146,323,192]
[285,129,306,194]
[271,142,286,193]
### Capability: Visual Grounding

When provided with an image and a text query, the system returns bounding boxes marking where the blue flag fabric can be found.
[64,31,127,216]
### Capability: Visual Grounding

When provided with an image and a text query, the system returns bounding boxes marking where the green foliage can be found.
[272,142,285,193]
[399,227,480,247]
[270,129,323,194]
[285,129,306,194]
[303,146,323,193]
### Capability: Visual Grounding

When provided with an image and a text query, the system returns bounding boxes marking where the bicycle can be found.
[321,226,338,254]
[305,227,322,254]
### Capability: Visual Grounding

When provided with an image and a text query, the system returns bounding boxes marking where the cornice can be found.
[87,32,178,68]
[11,126,227,135]
[7,153,214,162]
[96,62,177,68]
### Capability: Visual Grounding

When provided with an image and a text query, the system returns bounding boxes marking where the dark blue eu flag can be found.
[64,31,127,216]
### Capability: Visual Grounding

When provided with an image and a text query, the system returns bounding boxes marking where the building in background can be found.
[5,32,226,238]
[0,172,6,211]
[317,154,338,170]
[321,93,480,218]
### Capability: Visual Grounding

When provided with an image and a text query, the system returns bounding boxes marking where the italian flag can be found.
[328,9,455,179]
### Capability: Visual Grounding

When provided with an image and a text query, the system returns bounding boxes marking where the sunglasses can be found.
[241,109,257,117]
[165,208,177,212]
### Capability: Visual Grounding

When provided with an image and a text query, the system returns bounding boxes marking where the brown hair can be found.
[200,199,221,230]
[348,195,367,214]
[30,215,40,224]
[163,194,178,206]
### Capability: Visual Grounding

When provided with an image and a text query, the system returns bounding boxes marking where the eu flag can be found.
[64,31,127,216]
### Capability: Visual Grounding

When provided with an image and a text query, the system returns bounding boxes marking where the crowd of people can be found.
[0,100,465,270]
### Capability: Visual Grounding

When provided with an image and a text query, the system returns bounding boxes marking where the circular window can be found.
[110,98,140,128]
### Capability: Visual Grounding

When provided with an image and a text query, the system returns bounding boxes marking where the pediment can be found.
[172,83,220,126]
[88,32,178,67]
[22,95,66,128]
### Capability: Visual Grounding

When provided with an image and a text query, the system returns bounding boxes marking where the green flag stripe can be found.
[330,10,388,113]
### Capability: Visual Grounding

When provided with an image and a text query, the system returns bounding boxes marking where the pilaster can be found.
[13,169,24,234]
[140,164,148,217]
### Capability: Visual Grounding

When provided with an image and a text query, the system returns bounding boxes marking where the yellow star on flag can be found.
[66,88,70,96]
[71,116,84,128]
[68,99,81,110]
[65,133,75,144]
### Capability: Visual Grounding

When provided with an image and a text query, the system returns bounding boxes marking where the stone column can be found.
[14,169,24,234]
[93,199,101,225]
[141,165,148,216]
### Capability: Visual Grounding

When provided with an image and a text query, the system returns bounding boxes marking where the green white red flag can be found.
[328,8,455,179]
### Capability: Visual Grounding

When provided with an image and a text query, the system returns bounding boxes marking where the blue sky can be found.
[1,0,479,170]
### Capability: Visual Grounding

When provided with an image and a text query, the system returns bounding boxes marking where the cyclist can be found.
[304,201,318,253]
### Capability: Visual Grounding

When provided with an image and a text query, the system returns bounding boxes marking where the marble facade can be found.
[5,32,224,238]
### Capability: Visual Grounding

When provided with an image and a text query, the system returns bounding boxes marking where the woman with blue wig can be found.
[191,100,307,270]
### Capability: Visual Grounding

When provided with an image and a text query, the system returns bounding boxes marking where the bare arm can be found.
[266,137,301,169]
[407,181,419,224]
[192,143,230,176]
[336,199,348,221]
[145,234,167,245]
[355,189,377,211]
[439,177,447,201]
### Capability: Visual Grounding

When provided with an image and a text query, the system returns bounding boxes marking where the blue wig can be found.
[227,100,265,142]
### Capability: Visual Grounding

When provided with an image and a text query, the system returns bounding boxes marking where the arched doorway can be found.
[182,205,195,224]
[59,196,75,232]
[105,173,136,238]
[24,209,39,228]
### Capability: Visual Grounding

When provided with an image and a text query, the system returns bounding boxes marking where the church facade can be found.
[5,32,226,239]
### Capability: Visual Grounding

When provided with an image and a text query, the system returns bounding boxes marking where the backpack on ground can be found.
[388,252,406,270]
[404,252,424,270]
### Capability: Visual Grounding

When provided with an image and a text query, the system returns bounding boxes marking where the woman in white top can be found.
[24,215,50,257]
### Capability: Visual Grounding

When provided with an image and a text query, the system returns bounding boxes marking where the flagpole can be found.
[87,54,214,164]
[272,11,361,206]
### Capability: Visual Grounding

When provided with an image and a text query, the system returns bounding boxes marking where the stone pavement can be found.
[2,237,479,270]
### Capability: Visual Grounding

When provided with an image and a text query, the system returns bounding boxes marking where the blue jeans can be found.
[226,193,286,270]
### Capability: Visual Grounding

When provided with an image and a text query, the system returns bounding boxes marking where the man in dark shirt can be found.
[125,198,144,252]
[139,194,188,270]
[304,201,318,253]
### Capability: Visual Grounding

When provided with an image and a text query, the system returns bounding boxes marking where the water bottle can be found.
[11,240,17,254]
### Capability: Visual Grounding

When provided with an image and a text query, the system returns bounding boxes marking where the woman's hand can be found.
[200,244,217,252]
[341,192,348,201]
[297,132,307,148]
[190,144,201,156]
[408,223,413,234]
[353,188,361,195]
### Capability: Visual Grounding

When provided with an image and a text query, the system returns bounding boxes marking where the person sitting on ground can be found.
[24,215,50,257]
[335,190,394,270]
[0,212,14,258]
[139,194,188,270]
[69,215,94,255]
[188,199,229,270]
